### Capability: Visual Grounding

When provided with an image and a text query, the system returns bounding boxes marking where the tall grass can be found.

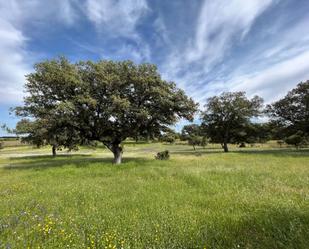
[0,144,308,248]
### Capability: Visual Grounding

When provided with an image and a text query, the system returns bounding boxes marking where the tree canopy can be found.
[14,57,198,163]
[15,118,80,156]
[181,124,206,150]
[201,92,263,152]
[266,81,309,138]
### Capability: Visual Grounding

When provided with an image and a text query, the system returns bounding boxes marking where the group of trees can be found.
[266,81,309,148]
[178,81,308,152]
[10,57,309,163]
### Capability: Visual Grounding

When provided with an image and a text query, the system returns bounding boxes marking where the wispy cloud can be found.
[157,0,309,108]
[201,15,309,104]
[161,0,277,102]
[84,0,148,38]
[188,0,275,64]
[230,50,309,102]
[1,0,79,27]
[1,0,309,111]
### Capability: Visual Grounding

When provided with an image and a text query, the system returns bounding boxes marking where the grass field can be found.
[0,143,309,248]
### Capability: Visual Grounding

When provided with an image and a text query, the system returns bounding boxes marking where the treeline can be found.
[5,57,309,163]
[160,82,309,152]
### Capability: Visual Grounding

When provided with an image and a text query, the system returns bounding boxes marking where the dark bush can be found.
[277,140,285,148]
[155,150,170,160]
[239,142,246,148]
[285,132,306,149]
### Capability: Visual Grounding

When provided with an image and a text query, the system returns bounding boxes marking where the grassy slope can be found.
[0,143,308,249]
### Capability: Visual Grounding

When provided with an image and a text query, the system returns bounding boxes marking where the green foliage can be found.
[14,57,198,163]
[231,123,271,146]
[201,92,264,152]
[155,150,170,160]
[160,135,176,144]
[181,124,207,149]
[284,132,308,148]
[188,136,207,150]
[160,128,177,144]
[181,124,202,140]
[267,80,309,137]
[15,118,80,156]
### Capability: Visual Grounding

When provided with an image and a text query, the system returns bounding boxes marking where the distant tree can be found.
[1,123,12,134]
[201,92,264,152]
[265,121,286,140]
[174,132,181,140]
[284,131,308,149]
[231,123,271,146]
[14,57,198,164]
[188,135,207,150]
[266,81,309,137]
[181,124,207,150]
[160,133,176,144]
[160,129,177,144]
[15,118,80,156]
[277,140,285,148]
[181,124,200,140]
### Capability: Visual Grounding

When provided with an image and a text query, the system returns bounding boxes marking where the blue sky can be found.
[1,0,309,135]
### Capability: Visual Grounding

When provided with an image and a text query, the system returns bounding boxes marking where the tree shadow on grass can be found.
[235,148,309,157]
[172,148,309,158]
[4,155,150,171]
[201,206,309,249]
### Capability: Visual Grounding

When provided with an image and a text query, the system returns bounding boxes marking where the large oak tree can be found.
[14,57,197,163]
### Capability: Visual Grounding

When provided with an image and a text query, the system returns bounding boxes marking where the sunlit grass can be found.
[0,143,308,248]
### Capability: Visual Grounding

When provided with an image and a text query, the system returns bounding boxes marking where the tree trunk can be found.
[193,145,196,150]
[223,142,229,152]
[223,129,229,153]
[52,145,57,157]
[111,144,123,164]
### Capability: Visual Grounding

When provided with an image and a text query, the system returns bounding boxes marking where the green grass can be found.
[0,143,309,248]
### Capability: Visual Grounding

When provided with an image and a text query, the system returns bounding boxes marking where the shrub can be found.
[277,140,284,148]
[160,135,175,144]
[239,142,246,148]
[155,150,170,160]
[285,132,305,149]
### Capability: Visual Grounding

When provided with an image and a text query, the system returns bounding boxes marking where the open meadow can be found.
[0,142,308,249]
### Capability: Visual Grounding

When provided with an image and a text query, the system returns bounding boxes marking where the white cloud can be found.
[84,0,148,38]
[230,51,309,103]
[0,0,151,104]
[0,19,29,104]
[1,0,78,27]
[0,0,80,104]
